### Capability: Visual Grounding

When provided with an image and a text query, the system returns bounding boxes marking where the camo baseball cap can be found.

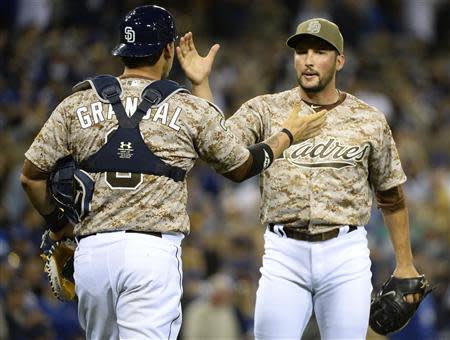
[286,18,344,55]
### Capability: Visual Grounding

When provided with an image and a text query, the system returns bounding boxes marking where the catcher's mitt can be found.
[369,274,431,335]
[40,230,76,301]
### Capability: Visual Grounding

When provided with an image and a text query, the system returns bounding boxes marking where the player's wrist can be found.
[191,80,213,102]
[191,77,209,88]
[280,128,294,147]
[393,263,419,278]
[42,207,69,233]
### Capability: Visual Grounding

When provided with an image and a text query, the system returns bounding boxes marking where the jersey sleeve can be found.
[194,102,250,174]
[227,98,265,146]
[368,116,407,191]
[24,101,70,172]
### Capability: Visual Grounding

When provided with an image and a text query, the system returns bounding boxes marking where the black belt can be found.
[268,224,357,242]
[76,230,162,241]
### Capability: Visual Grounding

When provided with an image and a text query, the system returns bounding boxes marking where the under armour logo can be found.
[118,141,134,159]
[120,142,132,149]
[124,26,135,43]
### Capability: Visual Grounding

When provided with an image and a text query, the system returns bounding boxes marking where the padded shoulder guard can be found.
[72,74,124,103]
[369,275,432,335]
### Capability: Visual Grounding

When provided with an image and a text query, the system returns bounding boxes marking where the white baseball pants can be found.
[255,226,372,340]
[74,231,184,340]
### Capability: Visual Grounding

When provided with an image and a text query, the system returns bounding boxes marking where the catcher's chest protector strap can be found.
[78,75,189,182]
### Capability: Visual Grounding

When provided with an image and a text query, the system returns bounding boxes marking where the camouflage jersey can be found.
[25,76,249,236]
[227,87,406,233]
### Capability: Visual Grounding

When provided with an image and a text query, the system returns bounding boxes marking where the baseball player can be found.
[178,18,426,339]
[20,6,327,340]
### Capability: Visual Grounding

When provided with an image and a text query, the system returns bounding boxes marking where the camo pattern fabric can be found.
[227,87,406,233]
[25,77,249,235]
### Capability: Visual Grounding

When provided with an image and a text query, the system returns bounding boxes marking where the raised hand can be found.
[283,105,327,144]
[176,32,220,86]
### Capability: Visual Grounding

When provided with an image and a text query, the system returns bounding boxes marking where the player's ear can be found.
[163,43,174,60]
[336,53,345,72]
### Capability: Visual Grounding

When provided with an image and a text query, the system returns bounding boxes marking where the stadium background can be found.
[0,0,448,339]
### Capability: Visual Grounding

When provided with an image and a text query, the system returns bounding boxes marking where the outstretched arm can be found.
[177,33,327,182]
[176,32,218,101]
[224,105,327,182]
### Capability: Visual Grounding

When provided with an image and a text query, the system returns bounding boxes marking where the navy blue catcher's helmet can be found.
[112,5,177,57]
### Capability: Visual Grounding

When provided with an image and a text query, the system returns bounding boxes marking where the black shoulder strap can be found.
[129,79,190,127]
[91,75,134,128]
[74,75,132,128]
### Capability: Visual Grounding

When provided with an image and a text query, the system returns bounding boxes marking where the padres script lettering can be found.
[286,138,370,169]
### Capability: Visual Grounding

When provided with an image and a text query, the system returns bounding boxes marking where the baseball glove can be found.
[369,274,431,335]
[40,230,77,301]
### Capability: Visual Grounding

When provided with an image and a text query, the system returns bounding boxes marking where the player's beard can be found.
[297,64,336,93]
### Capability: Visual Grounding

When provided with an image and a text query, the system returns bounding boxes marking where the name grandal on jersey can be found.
[76,97,182,131]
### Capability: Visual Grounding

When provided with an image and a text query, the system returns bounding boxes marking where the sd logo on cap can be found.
[286,18,344,55]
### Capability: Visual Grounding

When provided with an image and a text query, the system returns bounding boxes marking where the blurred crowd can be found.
[0,0,449,339]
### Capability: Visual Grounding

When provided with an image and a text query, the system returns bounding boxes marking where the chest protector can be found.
[75,75,189,182]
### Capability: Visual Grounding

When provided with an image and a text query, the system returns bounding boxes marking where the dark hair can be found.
[120,50,163,68]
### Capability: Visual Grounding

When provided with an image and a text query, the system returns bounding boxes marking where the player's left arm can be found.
[376,186,421,303]
[370,115,422,303]
[21,159,53,214]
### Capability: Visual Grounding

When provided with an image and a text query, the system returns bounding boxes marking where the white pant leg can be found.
[74,234,121,340]
[74,231,183,340]
[254,230,314,340]
[115,233,183,340]
[313,228,372,340]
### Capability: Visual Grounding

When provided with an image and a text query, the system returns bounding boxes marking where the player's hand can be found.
[282,105,327,144]
[176,32,220,86]
[393,264,422,303]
